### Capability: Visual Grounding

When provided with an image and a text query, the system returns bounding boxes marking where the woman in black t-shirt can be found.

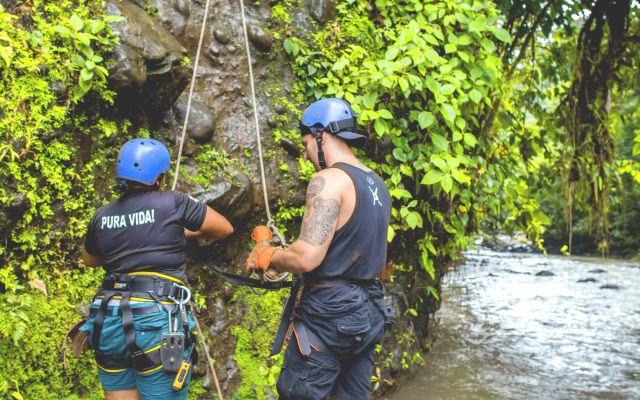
[80,139,232,400]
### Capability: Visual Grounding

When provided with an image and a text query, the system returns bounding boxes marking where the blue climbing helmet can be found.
[298,98,367,169]
[117,138,171,186]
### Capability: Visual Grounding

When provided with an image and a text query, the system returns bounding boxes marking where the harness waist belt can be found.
[303,276,374,286]
[89,303,191,317]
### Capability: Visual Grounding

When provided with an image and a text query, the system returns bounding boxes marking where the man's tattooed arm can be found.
[299,196,340,246]
[306,176,325,199]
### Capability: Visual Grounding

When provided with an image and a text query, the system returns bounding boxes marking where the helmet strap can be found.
[310,127,327,170]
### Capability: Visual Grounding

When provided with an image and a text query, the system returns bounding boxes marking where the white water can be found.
[383,251,640,400]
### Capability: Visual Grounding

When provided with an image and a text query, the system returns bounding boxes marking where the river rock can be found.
[275,104,287,114]
[600,284,620,289]
[172,94,216,143]
[589,269,606,273]
[190,167,254,224]
[535,270,554,276]
[488,273,499,277]
[577,277,596,283]
[247,25,272,52]
[503,269,530,275]
[280,137,300,157]
[213,29,230,44]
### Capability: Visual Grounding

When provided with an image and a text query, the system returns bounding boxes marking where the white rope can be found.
[238,0,272,221]
[171,0,213,191]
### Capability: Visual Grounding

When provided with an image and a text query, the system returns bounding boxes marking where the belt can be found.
[89,303,191,317]
[303,276,375,286]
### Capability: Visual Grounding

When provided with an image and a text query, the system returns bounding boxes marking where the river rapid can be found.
[383,250,640,400]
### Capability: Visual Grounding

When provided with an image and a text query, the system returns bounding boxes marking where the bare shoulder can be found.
[305,168,352,200]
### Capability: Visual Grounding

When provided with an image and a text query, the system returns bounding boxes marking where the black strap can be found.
[120,292,155,371]
[186,243,292,290]
[326,118,356,134]
[305,323,339,359]
[101,279,181,298]
[303,275,374,286]
[92,291,116,354]
[270,275,303,356]
[89,303,190,317]
[95,352,134,370]
[293,320,311,356]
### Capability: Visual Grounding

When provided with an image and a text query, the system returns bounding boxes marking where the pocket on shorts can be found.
[277,348,338,400]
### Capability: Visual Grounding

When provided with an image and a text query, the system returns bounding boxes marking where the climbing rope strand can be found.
[238,0,271,221]
[171,0,213,191]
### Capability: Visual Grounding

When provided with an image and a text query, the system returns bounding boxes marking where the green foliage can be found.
[282,0,548,278]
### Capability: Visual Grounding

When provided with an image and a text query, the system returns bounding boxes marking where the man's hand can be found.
[247,226,282,277]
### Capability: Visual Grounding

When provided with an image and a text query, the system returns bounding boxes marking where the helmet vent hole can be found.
[134,163,139,167]
[118,160,121,163]
[141,142,144,145]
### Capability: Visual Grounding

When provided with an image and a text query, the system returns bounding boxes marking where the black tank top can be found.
[308,162,391,280]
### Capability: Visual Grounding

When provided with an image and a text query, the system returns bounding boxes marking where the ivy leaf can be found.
[463,133,477,148]
[432,158,447,171]
[79,77,92,92]
[406,212,423,229]
[441,84,456,95]
[85,60,95,70]
[441,174,453,192]
[440,103,456,123]
[283,38,293,54]
[385,47,400,60]
[421,169,444,185]
[455,117,466,131]
[80,68,93,81]
[378,109,393,119]
[453,132,462,141]
[374,119,387,136]
[425,75,439,94]
[70,15,83,32]
[392,148,407,162]
[399,77,409,92]
[307,64,317,75]
[493,28,512,43]
[431,133,448,152]
[76,32,91,46]
[387,226,395,242]
[444,43,457,54]
[458,35,472,45]
[469,89,482,103]
[54,26,71,36]
[418,111,435,129]
[71,55,85,68]
[332,59,348,71]
[480,38,496,53]
[363,93,377,109]
[470,67,483,80]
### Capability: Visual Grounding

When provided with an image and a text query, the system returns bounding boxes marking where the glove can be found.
[247,245,281,277]
[247,226,282,277]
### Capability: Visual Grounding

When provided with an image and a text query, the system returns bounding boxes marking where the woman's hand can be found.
[184,228,193,239]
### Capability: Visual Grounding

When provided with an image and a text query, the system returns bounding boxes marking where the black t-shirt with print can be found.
[84,190,206,282]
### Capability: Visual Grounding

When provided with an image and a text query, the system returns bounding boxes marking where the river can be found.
[382,250,640,400]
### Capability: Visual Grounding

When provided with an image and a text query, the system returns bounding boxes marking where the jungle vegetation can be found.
[0,0,639,398]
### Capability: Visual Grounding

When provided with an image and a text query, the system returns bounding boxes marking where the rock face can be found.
[105,0,191,110]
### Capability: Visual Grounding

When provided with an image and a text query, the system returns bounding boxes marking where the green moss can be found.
[230,287,288,399]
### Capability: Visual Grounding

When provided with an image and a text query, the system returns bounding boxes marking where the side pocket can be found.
[276,363,302,400]
[336,320,371,343]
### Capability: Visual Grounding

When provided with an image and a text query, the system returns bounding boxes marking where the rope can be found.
[238,0,271,221]
[193,314,224,400]
[171,0,213,191]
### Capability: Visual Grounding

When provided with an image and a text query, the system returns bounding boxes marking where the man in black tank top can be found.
[247,99,393,400]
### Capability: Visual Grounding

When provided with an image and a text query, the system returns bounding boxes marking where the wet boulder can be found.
[213,29,230,45]
[503,269,530,275]
[589,269,606,273]
[246,25,272,52]
[535,270,554,276]
[172,94,216,143]
[577,277,596,283]
[106,0,191,110]
[190,167,254,225]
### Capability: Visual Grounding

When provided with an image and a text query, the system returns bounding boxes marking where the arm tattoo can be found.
[306,176,326,199]
[299,197,340,246]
